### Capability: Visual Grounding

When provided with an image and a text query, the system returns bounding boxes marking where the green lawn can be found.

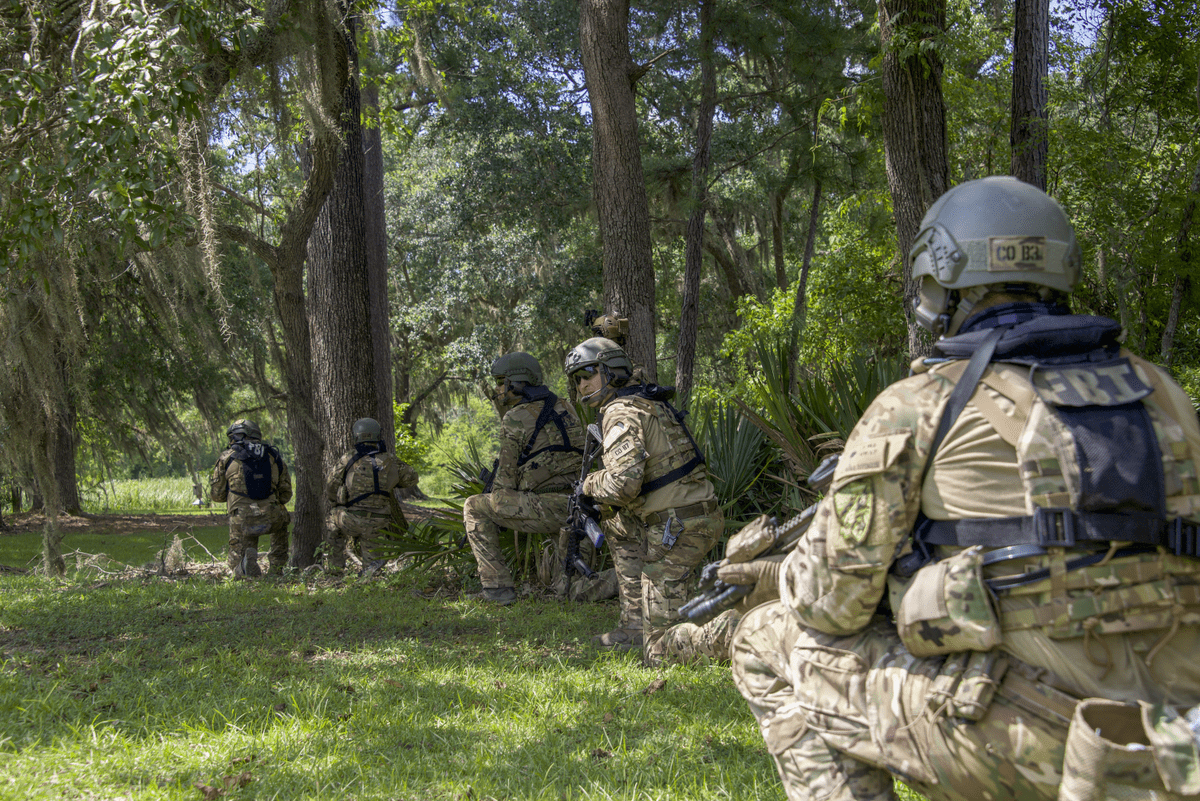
[0,518,228,573]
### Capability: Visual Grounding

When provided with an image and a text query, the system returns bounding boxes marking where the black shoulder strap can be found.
[517,392,583,466]
[613,387,706,497]
[903,325,1008,572]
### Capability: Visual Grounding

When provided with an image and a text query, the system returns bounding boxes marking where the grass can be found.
[0,519,228,573]
[0,570,781,800]
[81,477,203,513]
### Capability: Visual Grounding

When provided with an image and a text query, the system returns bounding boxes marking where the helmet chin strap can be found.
[944,285,991,337]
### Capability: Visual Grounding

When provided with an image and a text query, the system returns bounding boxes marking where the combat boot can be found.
[240,547,262,578]
[590,627,643,652]
[478,586,518,605]
[359,559,387,578]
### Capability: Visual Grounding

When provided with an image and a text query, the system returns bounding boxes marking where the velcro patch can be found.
[1031,358,1154,407]
[988,236,1046,272]
[602,421,628,451]
[839,433,911,480]
[833,482,873,545]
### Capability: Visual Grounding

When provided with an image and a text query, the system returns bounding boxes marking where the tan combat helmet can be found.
[910,176,1082,337]
[590,312,629,347]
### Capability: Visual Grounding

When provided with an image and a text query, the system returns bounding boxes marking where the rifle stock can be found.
[678,453,840,625]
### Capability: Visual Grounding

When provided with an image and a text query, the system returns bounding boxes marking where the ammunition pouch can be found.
[897,545,1002,657]
[1059,699,1200,800]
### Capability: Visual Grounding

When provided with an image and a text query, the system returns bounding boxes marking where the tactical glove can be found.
[715,552,787,613]
[723,514,777,563]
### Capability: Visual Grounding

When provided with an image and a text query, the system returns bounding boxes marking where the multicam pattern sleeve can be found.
[581,399,649,506]
[492,404,534,492]
[273,448,293,504]
[782,371,952,635]
[209,450,233,503]
[324,453,351,505]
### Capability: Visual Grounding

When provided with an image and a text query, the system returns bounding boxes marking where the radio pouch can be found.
[897,545,1003,657]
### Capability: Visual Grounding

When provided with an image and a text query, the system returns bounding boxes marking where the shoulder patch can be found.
[833,482,874,545]
[603,421,629,451]
[838,432,911,480]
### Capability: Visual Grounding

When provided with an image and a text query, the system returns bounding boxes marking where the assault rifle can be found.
[678,453,840,625]
[478,459,498,494]
[565,423,605,590]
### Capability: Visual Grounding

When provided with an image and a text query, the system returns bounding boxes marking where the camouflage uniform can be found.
[464,393,583,590]
[660,609,741,664]
[583,387,725,665]
[732,312,1200,801]
[324,446,418,570]
[210,441,292,574]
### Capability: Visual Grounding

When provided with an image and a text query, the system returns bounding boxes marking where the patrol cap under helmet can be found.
[491,352,544,387]
[910,176,1082,336]
[227,419,262,441]
[352,417,382,444]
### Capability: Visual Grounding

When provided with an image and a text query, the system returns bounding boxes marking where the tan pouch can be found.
[1059,698,1200,801]
[897,545,1003,657]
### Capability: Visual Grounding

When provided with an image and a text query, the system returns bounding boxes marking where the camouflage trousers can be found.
[227,501,290,573]
[325,507,398,570]
[609,507,723,666]
[462,489,570,589]
[731,603,1079,801]
[602,511,646,631]
[659,609,741,665]
[540,530,618,602]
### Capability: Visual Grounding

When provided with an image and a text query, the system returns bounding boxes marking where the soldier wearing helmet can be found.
[729,177,1200,801]
[210,419,292,577]
[323,418,419,576]
[464,352,586,605]
[565,337,725,665]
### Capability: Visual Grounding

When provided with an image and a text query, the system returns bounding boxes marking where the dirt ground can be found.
[0,502,440,538]
[0,511,223,537]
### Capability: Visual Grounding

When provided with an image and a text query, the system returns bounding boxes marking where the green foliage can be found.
[391,402,432,472]
[79,477,200,513]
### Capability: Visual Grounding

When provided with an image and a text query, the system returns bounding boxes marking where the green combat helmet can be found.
[489,352,544,416]
[910,176,1082,337]
[227,419,262,442]
[491,352,544,387]
[590,312,629,347]
[352,418,383,444]
[564,337,633,407]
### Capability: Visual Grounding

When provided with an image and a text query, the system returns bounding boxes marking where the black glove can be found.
[577,494,601,519]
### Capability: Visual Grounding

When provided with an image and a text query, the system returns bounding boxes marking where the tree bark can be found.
[579,0,657,380]
[1011,0,1049,189]
[1163,160,1200,365]
[675,0,716,407]
[52,389,80,515]
[879,0,949,359]
[788,179,822,395]
[309,7,378,522]
[363,82,395,447]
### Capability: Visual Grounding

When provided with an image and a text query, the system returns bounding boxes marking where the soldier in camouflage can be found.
[324,418,419,576]
[464,352,585,605]
[566,337,725,665]
[729,177,1200,801]
[210,419,292,577]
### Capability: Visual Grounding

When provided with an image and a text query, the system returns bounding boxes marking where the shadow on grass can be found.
[0,572,780,799]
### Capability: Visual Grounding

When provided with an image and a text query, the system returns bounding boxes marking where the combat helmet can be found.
[352,418,383,444]
[910,176,1082,337]
[590,312,629,346]
[564,337,633,407]
[227,419,262,442]
[491,352,544,388]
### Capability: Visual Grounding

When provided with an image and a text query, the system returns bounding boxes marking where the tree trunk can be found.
[788,179,822,395]
[675,0,716,407]
[363,82,395,447]
[1011,0,1049,189]
[309,7,378,512]
[1163,160,1200,365]
[52,376,81,515]
[579,0,657,380]
[879,0,949,359]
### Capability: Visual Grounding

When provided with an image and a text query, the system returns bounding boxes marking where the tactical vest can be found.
[514,388,583,492]
[341,443,400,507]
[904,314,1200,640]
[229,442,283,501]
[612,384,706,496]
